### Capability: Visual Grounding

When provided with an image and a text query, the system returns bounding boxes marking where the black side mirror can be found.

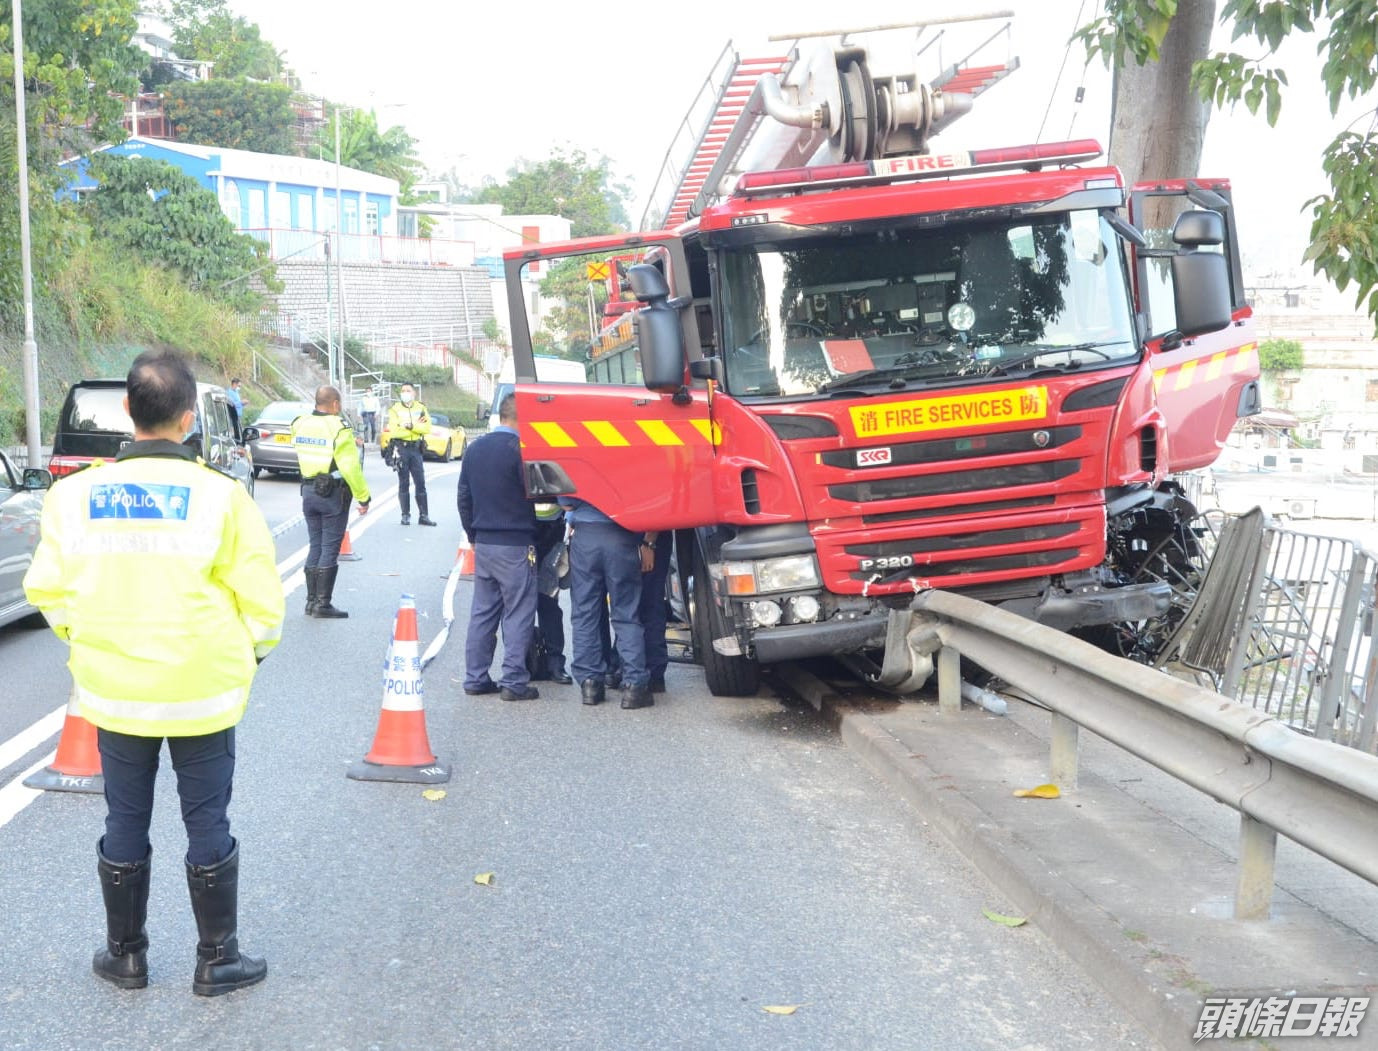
[22,468,52,491]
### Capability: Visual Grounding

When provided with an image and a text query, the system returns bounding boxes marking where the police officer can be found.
[457,392,540,701]
[23,347,285,996]
[385,383,436,526]
[291,385,371,618]
[562,497,653,709]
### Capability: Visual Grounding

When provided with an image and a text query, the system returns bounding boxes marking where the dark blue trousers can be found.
[464,542,537,691]
[97,727,235,867]
[570,522,646,688]
[396,443,428,517]
[303,483,350,569]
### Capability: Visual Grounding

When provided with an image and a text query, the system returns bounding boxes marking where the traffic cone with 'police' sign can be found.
[347,594,450,784]
[25,687,104,794]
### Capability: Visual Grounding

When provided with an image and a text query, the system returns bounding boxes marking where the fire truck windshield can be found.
[718,210,1138,398]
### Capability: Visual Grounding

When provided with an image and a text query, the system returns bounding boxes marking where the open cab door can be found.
[503,233,719,531]
[1129,180,1261,471]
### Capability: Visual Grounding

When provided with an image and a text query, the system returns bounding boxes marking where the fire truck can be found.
[504,20,1260,695]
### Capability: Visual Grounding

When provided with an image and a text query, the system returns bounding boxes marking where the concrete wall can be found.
[269,261,494,346]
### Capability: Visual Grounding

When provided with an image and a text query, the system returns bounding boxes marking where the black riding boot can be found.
[303,567,319,616]
[186,840,267,997]
[312,565,348,619]
[94,841,151,989]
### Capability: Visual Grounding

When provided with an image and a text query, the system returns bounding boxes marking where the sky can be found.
[227,0,1373,285]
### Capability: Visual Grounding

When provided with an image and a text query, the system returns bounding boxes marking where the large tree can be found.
[83,154,275,311]
[164,78,296,155]
[1080,0,1378,329]
[476,148,631,237]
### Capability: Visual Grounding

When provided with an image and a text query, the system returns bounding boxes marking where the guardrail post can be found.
[1234,814,1278,920]
[1049,713,1079,790]
[937,646,961,714]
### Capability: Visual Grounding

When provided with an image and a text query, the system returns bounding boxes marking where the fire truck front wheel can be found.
[693,563,761,698]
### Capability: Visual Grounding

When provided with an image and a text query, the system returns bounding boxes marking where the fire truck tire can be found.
[692,563,760,697]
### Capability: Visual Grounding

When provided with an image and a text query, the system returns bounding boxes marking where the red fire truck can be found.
[504,23,1260,695]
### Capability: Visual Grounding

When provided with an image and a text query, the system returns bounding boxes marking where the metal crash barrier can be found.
[907,589,1378,921]
[1157,507,1378,755]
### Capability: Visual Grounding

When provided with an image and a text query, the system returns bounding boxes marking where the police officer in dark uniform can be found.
[291,386,371,618]
[457,393,540,701]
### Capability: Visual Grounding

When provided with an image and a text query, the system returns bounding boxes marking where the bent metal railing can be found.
[908,589,1378,921]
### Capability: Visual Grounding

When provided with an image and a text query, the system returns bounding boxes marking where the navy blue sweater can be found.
[456,426,537,546]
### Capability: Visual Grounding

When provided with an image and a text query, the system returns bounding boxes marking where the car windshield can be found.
[718,210,1138,398]
[256,402,311,424]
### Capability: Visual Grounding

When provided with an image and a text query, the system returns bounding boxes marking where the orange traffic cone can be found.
[455,537,475,576]
[338,527,361,562]
[25,688,104,794]
[347,594,450,784]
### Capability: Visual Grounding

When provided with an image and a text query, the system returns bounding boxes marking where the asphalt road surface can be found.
[0,457,1151,1050]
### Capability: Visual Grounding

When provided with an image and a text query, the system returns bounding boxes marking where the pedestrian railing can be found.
[906,589,1378,920]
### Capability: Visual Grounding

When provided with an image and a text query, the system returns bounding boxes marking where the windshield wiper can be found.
[984,341,1132,378]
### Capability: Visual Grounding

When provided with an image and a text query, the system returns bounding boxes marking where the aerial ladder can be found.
[640,13,1020,232]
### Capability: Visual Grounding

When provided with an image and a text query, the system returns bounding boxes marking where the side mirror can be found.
[626,263,685,393]
[22,467,52,491]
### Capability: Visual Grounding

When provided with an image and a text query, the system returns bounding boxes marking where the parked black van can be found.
[49,378,256,495]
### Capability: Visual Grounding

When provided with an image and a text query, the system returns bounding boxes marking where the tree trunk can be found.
[1108,0,1217,191]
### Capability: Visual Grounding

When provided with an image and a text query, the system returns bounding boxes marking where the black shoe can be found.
[463,680,499,696]
[581,680,605,706]
[649,676,666,694]
[418,515,437,527]
[548,670,573,685]
[500,684,539,701]
[94,841,151,990]
[186,840,267,997]
[400,513,411,526]
[621,683,654,709]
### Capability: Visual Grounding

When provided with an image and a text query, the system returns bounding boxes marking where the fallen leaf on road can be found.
[422,789,446,801]
[762,1004,803,1015]
[474,872,494,886]
[982,908,1027,927]
[1013,783,1061,798]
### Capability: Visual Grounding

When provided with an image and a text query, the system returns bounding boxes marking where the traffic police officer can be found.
[385,383,436,526]
[457,392,540,701]
[24,347,285,996]
[291,385,371,618]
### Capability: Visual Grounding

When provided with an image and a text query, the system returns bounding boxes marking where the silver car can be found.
[0,450,52,630]
[243,400,313,477]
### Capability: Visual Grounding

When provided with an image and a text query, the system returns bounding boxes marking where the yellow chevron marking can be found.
[531,422,577,448]
[584,421,630,446]
[690,419,720,444]
[637,419,684,446]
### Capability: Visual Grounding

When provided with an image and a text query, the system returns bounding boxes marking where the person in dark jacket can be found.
[457,393,539,701]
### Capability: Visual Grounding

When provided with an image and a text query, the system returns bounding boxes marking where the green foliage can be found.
[320,106,423,196]
[161,0,283,81]
[83,155,275,310]
[1257,337,1303,370]
[163,78,297,155]
[476,147,631,237]
[0,0,143,159]
[1084,0,1378,331]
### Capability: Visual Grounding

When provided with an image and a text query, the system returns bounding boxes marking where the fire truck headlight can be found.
[789,595,821,623]
[750,600,783,628]
[754,555,821,593]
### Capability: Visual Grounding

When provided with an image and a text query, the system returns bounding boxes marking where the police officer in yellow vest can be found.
[291,385,371,618]
[385,383,436,526]
[23,347,285,996]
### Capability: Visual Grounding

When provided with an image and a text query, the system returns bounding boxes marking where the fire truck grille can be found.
[829,459,1080,503]
[846,521,1080,559]
[847,547,1083,582]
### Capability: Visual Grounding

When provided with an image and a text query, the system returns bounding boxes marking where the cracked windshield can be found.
[720,210,1138,398]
